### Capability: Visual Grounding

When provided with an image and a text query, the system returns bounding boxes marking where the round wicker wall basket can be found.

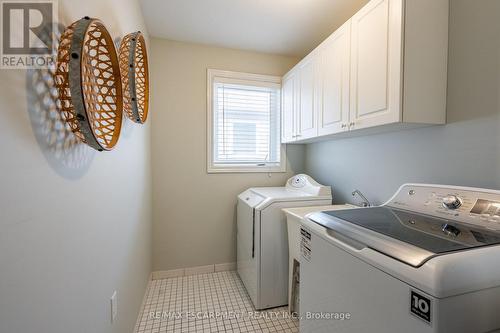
[118,31,149,124]
[55,17,123,151]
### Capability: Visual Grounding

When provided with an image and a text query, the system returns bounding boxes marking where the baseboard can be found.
[151,262,236,280]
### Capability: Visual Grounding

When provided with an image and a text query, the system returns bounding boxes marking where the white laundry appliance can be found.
[300,184,500,333]
[283,205,353,316]
[237,174,332,310]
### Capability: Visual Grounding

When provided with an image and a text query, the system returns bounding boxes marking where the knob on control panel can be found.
[442,195,462,209]
[441,223,461,237]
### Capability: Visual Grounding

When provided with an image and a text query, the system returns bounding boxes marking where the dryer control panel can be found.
[285,174,332,197]
[288,175,307,188]
[387,184,500,230]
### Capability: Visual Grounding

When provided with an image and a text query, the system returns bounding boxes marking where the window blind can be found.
[213,82,281,166]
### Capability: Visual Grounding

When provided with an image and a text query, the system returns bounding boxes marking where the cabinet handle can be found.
[349,122,355,127]
[341,123,347,128]
[296,134,302,137]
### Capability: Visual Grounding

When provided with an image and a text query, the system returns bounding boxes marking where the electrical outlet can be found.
[110,291,118,323]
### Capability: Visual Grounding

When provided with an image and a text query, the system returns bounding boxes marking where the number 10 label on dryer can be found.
[410,290,432,325]
[300,228,312,262]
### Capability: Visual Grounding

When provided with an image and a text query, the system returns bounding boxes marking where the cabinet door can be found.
[281,72,296,143]
[297,55,318,140]
[349,0,403,130]
[318,21,351,136]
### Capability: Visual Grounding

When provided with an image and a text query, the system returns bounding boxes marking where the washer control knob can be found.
[442,195,462,209]
[442,223,461,237]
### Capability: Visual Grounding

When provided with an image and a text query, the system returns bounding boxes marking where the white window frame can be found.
[207,69,286,173]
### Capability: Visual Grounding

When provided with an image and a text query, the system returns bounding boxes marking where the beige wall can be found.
[151,39,303,271]
[0,1,151,333]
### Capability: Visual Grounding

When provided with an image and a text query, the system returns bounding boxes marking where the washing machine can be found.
[300,184,500,333]
[237,174,332,310]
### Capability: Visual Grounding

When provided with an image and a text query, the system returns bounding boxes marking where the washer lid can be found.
[309,207,500,267]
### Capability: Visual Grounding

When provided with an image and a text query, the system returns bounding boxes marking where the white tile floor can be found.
[135,271,299,333]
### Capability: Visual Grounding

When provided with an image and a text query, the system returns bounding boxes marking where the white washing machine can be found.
[237,174,332,310]
[300,184,500,333]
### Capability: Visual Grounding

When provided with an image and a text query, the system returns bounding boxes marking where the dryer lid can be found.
[250,187,315,200]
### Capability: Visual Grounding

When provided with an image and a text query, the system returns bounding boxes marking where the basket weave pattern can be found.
[81,21,122,148]
[119,32,149,123]
[55,18,122,150]
[55,22,85,143]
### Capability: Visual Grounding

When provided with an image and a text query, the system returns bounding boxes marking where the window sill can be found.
[207,164,286,174]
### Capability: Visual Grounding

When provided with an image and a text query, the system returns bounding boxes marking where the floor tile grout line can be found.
[134,270,298,333]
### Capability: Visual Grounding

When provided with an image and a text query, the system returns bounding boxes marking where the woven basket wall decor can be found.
[118,31,149,124]
[55,17,123,151]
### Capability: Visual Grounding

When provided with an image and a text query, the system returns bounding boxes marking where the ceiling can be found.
[140,0,369,57]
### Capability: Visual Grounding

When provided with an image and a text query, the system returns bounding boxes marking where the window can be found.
[207,69,285,173]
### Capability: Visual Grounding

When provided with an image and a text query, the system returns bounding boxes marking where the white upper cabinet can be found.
[297,55,319,140]
[281,0,448,143]
[281,53,319,143]
[317,21,351,136]
[349,0,402,130]
[281,72,296,143]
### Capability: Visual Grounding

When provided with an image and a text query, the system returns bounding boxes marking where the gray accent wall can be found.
[305,0,500,206]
